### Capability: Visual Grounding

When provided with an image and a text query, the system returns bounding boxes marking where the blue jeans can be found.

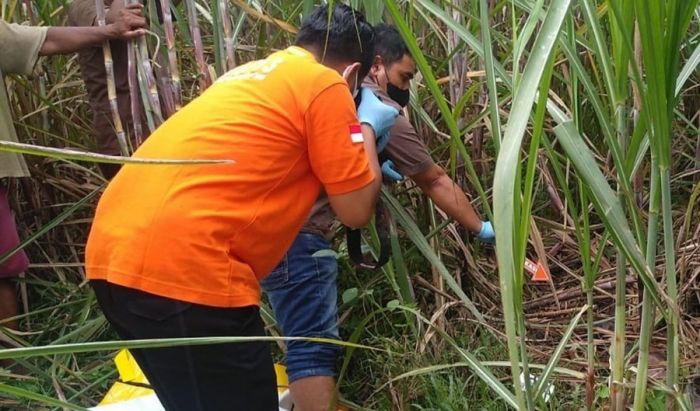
[261,232,341,383]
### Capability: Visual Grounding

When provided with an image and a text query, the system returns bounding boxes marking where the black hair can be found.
[295,4,375,80]
[374,23,411,67]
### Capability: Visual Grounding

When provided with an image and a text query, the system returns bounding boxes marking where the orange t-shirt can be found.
[85,46,374,308]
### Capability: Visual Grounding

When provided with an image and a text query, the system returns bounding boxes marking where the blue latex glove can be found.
[375,132,391,153]
[357,87,398,152]
[476,220,495,243]
[381,160,404,182]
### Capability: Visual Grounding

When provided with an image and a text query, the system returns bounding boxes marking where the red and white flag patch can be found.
[349,124,364,143]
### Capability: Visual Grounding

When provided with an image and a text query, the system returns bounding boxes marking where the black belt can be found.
[346,198,392,270]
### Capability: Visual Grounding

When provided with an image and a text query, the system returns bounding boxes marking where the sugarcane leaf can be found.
[392,305,518,409]
[0,186,101,266]
[552,121,665,310]
[381,189,485,323]
[389,216,414,305]
[0,383,88,411]
[361,0,384,24]
[231,0,298,34]
[492,0,571,407]
[479,0,503,151]
[533,304,588,401]
[0,140,233,165]
[0,336,381,361]
[675,42,700,97]
[415,0,511,87]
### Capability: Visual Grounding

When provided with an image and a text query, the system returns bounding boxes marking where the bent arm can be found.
[328,124,382,228]
[411,163,483,233]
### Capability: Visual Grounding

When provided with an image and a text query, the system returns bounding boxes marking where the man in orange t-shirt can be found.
[85,4,398,410]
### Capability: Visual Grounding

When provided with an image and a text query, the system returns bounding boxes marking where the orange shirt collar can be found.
[286,46,315,60]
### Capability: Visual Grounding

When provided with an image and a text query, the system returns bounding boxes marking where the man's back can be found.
[86,46,373,308]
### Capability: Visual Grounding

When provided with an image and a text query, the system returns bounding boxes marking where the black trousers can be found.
[91,280,278,411]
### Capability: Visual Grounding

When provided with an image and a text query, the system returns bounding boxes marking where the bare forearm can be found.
[39,26,117,56]
[423,175,482,233]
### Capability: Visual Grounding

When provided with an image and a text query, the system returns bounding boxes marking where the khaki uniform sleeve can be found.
[0,21,47,75]
[305,82,375,196]
[384,115,434,177]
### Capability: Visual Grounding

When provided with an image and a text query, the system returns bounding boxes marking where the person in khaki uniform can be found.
[0,9,146,342]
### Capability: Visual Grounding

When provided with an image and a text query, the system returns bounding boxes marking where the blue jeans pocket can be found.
[261,254,289,291]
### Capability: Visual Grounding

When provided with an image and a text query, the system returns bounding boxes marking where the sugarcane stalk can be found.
[134,50,157,133]
[611,253,626,411]
[661,167,679,404]
[695,111,700,182]
[633,160,659,410]
[517,312,536,410]
[610,99,629,411]
[427,201,444,331]
[577,180,596,410]
[135,24,164,128]
[219,0,236,70]
[608,1,635,401]
[143,0,174,117]
[611,175,629,411]
[185,0,212,89]
[157,61,177,117]
[585,287,595,408]
[95,0,130,156]
[39,74,49,132]
[554,50,601,399]
[123,0,156,133]
[211,0,225,75]
[638,1,694,404]
[630,25,655,405]
[149,0,167,121]
[159,0,182,111]
[126,40,143,146]
[123,0,145,141]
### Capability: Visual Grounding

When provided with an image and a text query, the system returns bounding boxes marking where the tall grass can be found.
[1,0,700,409]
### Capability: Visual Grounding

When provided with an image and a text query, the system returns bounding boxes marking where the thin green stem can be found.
[633,162,660,410]
[661,167,679,399]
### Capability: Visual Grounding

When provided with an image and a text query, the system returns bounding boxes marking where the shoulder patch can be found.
[349,124,364,143]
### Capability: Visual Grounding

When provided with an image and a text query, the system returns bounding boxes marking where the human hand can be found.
[476,220,495,243]
[105,0,127,24]
[357,87,398,151]
[106,2,147,40]
[381,160,404,182]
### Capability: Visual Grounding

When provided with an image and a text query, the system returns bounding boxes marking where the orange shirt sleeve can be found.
[305,82,375,196]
